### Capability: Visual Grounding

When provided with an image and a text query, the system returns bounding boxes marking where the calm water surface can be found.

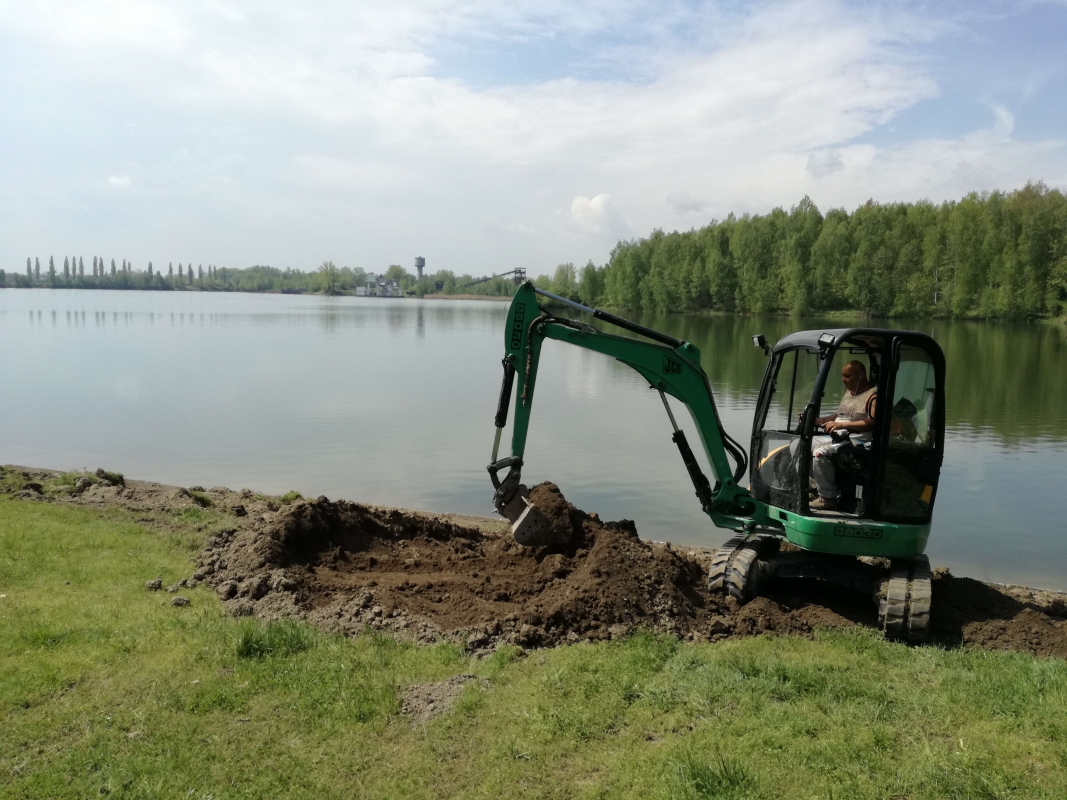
[3,289,1066,589]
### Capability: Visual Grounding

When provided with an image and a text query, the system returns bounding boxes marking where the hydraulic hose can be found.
[532,288,684,348]
[721,425,749,483]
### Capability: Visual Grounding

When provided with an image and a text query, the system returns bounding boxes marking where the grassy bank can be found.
[3,497,1067,799]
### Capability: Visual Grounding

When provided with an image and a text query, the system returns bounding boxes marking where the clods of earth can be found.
[191,482,1067,658]
[6,466,1067,658]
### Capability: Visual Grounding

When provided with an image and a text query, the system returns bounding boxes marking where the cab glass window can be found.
[761,349,821,434]
[754,349,821,508]
[882,344,939,519]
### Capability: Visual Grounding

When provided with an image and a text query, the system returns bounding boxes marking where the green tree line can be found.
[0,257,313,292]
[3,256,521,298]
[539,183,1067,319]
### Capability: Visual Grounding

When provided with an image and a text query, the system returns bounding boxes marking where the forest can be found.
[542,183,1067,319]
[2,257,518,299]
[8,184,1066,319]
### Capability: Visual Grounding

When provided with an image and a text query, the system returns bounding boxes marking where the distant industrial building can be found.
[356,274,403,297]
[354,257,426,297]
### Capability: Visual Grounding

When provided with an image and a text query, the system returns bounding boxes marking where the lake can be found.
[3,288,1066,589]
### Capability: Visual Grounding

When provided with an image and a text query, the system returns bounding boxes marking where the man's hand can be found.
[825,418,874,433]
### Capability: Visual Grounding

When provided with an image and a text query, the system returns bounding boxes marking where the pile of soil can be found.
[5,466,1066,657]
[189,482,1067,657]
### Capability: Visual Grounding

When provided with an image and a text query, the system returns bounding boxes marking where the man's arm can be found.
[824,396,877,433]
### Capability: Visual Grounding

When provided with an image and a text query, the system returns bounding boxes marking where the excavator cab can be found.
[749,329,946,557]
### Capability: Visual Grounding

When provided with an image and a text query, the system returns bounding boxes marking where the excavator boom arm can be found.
[488,283,765,535]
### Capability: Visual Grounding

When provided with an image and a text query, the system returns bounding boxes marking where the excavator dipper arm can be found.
[487,283,766,544]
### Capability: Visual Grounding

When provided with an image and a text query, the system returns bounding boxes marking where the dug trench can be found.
[6,467,1067,657]
[188,482,1067,658]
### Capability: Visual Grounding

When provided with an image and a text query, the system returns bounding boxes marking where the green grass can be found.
[186,489,213,508]
[234,618,317,659]
[0,467,122,498]
[2,498,1067,798]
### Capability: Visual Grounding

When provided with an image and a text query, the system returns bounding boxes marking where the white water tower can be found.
[415,256,425,279]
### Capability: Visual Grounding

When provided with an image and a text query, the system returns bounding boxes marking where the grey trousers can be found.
[790,435,840,499]
[810,435,839,499]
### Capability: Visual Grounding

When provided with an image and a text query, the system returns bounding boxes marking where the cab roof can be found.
[770,327,933,354]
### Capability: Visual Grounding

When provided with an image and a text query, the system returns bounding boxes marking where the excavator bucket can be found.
[496,483,567,547]
[511,500,558,547]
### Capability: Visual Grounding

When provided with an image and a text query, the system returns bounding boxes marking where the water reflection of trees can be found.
[20,291,1059,442]
[628,313,1067,443]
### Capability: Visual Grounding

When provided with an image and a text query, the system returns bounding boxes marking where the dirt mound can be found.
[930,576,1067,658]
[8,465,1064,656]
[195,483,723,648]
[190,481,1067,656]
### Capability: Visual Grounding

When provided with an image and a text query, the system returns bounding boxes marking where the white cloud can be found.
[294,156,416,191]
[666,191,709,216]
[807,149,845,178]
[570,194,627,238]
[783,107,1065,209]
[0,1,1064,274]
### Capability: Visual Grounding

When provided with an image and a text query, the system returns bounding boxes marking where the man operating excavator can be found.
[808,360,877,510]
[489,283,945,640]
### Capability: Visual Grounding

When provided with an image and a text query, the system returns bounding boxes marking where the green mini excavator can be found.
[488,283,946,643]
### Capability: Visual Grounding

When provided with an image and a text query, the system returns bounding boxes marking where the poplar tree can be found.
[111,259,117,275]
[148,262,153,277]
[27,257,32,281]
[49,256,55,281]
[35,258,40,280]
[64,257,70,278]
[178,263,183,279]
[168,264,173,278]
[198,265,203,281]
[79,257,84,277]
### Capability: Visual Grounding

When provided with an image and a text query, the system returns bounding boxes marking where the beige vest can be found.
[835,386,877,442]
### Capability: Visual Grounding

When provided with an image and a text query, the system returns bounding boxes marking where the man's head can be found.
[890,398,919,442]
[841,361,870,394]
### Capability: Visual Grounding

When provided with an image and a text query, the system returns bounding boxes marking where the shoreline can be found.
[5,463,1067,659]
[6,462,1066,598]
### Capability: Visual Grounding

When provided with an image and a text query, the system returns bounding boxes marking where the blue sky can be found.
[1,0,1064,277]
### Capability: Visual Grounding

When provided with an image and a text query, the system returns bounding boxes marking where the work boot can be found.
[810,496,838,511]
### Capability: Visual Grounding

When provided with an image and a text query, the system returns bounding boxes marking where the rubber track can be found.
[879,554,931,644]
[707,534,775,601]
[706,534,749,595]
[907,555,932,643]
[709,537,932,644]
